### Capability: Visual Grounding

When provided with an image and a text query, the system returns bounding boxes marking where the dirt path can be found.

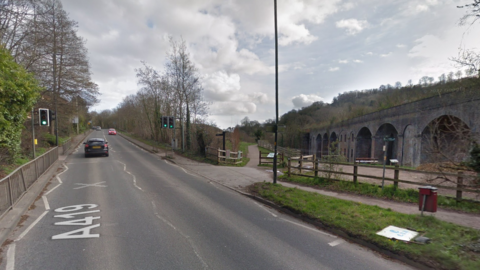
[246,144,260,168]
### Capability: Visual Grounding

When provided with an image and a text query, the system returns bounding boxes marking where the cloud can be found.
[329,67,340,72]
[339,60,349,64]
[336,19,368,35]
[292,94,324,108]
[354,59,363,63]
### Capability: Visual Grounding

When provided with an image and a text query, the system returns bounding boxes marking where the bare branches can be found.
[458,0,480,26]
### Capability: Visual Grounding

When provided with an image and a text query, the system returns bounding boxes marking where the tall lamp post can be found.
[273,0,279,184]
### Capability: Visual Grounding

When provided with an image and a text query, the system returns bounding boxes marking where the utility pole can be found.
[273,0,279,184]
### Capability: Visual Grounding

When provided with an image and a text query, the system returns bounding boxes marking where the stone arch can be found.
[329,132,338,154]
[420,115,471,164]
[356,127,372,159]
[374,123,398,164]
[315,134,322,157]
[322,133,328,156]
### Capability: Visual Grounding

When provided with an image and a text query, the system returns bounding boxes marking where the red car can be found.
[108,128,117,135]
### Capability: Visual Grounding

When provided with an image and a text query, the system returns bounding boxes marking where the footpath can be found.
[118,133,480,231]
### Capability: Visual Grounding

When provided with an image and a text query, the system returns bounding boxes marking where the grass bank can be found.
[279,175,480,214]
[250,182,480,270]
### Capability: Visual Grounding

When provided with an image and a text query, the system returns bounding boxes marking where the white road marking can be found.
[52,224,100,240]
[15,211,49,241]
[329,239,345,247]
[73,181,107,189]
[42,196,50,210]
[151,201,209,269]
[254,201,278,217]
[44,183,61,196]
[117,161,143,191]
[6,243,15,270]
[280,218,337,238]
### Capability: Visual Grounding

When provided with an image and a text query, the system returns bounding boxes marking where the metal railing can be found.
[0,147,58,218]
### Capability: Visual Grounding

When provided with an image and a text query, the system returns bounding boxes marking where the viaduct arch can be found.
[308,89,480,167]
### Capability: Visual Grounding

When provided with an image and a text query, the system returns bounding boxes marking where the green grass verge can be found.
[250,182,480,270]
[279,175,480,214]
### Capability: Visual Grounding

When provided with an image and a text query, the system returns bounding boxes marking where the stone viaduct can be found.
[307,89,480,167]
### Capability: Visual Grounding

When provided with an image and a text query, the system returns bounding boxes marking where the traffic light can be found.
[49,110,56,121]
[162,116,168,128]
[39,108,49,126]
[168,116,175,129]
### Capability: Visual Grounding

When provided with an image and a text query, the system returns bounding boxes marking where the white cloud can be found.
[354,59,363,63]
[339,60,349,64]
[292,94,324,108]
[336,19,368,35]
[329,67,340,72]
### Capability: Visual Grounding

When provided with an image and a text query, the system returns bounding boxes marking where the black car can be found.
[84,138,109,157]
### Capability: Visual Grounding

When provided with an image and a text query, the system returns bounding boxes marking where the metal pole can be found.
[52,8,58,146]
[273,0,279,184]
[31,108,36,159]
[381,139,386,190]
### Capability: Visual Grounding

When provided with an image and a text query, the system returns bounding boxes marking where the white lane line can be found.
[6,243,15,270]
[253,201,278,217]
[151,201,209,269]
[165,160,197,177]
[117,161,143,191]
[280,218,337,238]
[42,196,50,210]
[328,239,345,247]
[44,183,61,196]
[15,211,49,241]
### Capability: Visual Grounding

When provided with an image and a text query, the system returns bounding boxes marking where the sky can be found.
[61,0,480,129]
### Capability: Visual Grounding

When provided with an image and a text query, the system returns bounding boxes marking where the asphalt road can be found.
[1,130,414,270]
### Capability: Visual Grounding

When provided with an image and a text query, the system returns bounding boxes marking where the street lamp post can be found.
[273,0,279,184]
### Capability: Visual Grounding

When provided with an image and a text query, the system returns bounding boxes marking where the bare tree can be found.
[457,0,480,26]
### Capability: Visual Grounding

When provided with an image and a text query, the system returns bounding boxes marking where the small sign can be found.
[267,153,275,158]
[376,225,418,242]
[390,159,399,163]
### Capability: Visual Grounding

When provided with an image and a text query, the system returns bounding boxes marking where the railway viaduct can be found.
[307,88,480,167]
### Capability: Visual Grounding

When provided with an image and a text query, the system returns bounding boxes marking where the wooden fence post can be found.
[259,151,262,166]
[394,164,399,189]
[287,158,291,177]
[217,148,220,164]
[314,155,318,178]
[456,172,464,201]
[299,155,303,174]
[353,163,358,184]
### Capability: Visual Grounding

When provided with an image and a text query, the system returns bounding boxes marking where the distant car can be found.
[96,126,102,131]
[108,128,117,135]
[84,138,109,157]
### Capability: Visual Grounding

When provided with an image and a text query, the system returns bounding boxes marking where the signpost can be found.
[382,137,396,190]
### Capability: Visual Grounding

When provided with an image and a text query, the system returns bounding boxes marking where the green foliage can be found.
[254,129,263,142]
[466,142,480,173]
[0,46,42,163]
[42,133,69,146]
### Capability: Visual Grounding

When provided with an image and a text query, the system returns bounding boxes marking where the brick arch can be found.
[420,114,471,164]
[374,123,399,164]
[356,127,372,159]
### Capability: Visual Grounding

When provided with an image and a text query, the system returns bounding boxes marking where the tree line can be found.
[1,0,98,166]
[95,38,211,154]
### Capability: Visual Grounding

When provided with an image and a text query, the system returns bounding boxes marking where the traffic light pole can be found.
[31,108,36,159]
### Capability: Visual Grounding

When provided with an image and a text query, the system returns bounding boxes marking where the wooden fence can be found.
[259,152,285,166]
[205,147,243,164]
[287,156,480,201]
[257,140,300,157]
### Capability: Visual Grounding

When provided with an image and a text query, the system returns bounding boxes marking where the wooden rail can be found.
[286,159,480,201]
[259,152,284,166]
